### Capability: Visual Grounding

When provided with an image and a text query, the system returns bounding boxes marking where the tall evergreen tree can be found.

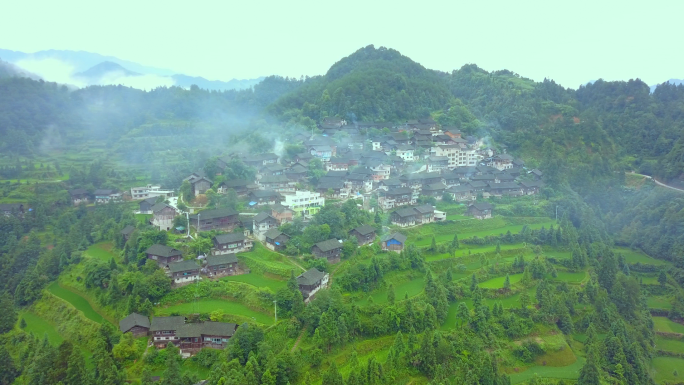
[0,344,18,385]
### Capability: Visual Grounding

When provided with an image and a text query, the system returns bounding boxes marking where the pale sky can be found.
[1,0,682,88]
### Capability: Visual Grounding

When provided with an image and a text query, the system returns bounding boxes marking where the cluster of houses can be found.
[119,266,331,356]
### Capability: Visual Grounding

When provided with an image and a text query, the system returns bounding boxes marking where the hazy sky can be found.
[1,0,681,88]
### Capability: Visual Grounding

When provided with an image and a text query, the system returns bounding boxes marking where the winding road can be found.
[630,172,684,193]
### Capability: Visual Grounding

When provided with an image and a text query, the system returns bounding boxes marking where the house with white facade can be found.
[282,190,325,217]
[130,184,174,200]
[297,268,329,303]
[396,145,415,162]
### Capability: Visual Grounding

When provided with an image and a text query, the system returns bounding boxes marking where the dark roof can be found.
[393,207,417,218]
[317,179,344,189]
[381,178,403,186]
[423,183,447,191]
[271,204,293,213]
[381,232,407,243]
[264,228,287,240]
[448,185,473,193]
[250,190,281,198]
[152,203,174,213]
[414,204,435,214]
[493,153,514,161]
[119,312,150,333]
[69,188,88,196]
[489,182,521,189]
[121,225,136,235]
[213,233,245,244]
[0,203,23,212]
[176,322,238,338]
[189,207,238,221]
[351,224,376,236]
[150,316,186,331]
[313,239,342,252]
[260,175,290,184]
[253,212,276,223]
[529,169,543,176]
[384,187,412,195]
[520,180,543,188]
[94,189,115,195]
[468,181,487,188]
[325,171,349,177]
[146,244,183,258]
[220,179,251,188]
[206,254,238,266]
[297,268,327,286]
[168,260,200,273]
[470,202,493,211]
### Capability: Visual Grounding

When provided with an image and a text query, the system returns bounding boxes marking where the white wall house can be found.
[131,185,174,200]
[396,147,415,162]
[282,190,325,217]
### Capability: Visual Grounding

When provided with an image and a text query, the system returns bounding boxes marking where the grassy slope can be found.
[653,317,684,334]
[652,357,684,383]
[155,299,274,325]
[19,311,64,345]
[47,281,113,324]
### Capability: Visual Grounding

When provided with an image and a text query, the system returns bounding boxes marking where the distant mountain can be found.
[0,49,264,90]
[171,74,264,91]
[74,61,140,82]
[0,58,42,80]
[650,79,684,93]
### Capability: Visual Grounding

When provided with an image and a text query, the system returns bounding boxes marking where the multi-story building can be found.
[282,190,325,217]
[130,184,174,200]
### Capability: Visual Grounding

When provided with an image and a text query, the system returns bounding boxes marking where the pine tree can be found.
[20,318,27,329]
[418,330,436,377]
[456,302,470,327]
[430,236,437,252]
[322,362,344,385]
[0,294,17,334]
[392,331,405,355]
[451,234,459,249]
[261,369,277,385]
[577,349,601,385]
[658,270,667,286]
[387,284,395,305]
[141,366,155,385]
[503,274,511,291]
[470,273,478,292]
[161,343,182,385]
[0,344,18,385]
[495,242,501,254]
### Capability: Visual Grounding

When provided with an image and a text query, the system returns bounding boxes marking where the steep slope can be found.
[0,58,42,80]
[267,45,452,122]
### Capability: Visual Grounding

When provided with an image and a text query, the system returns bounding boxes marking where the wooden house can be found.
[121,225,135,243]
[296,268,329,303]
[468,202,493,219]
[264,229,290,251]
[167,260,201,284]
[146,244,183,266]
[176,322,238,357]
[150,316,186,348]
[248,190,282,206]
[189,208,240,232]
[349,224,377,245]
[212,233,252,255]
[271,204,294,224]
[151,203,177,231]
[252,212,279,241]
[184,172,213,196]
[119,313,150,337]
[204,254,239,277]
[69,189,89,206]
[414,204,435,224]
[447,185,474,202]
[216,179,255,196]
[94,189,121,204]
[381,232,407,252]
[312,239,343,263]
[139,197,158,214]
[390,207,417,227]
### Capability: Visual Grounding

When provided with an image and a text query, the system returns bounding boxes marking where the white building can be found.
[282,190,325,217]
[396,146,415,162]
[131,185,174,200]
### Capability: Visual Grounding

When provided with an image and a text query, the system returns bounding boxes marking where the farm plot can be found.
[653,317,684,334]
[651,357,684,384]
[84,242,117,261]
[354,273,426,306]
[156,299,274,325]
[48,281,112,324]
[614,247,669,266]
[19,311,64,345]
[221,273,287,292]
[479,273,523,289]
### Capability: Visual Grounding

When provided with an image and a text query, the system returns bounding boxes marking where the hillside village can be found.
[51,117,548,357]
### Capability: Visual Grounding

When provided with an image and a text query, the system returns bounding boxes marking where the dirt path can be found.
[291,330,305,352]
[630,172,684,193]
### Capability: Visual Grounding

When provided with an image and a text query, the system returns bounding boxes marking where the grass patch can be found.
[19,311,64,345]
[47,281,111,324]
[84,242,117,262]
[552,271,587,284]
[647,296,673,310]
[479,273,523,289]
[411,219,556,247]
[155,299,274,325]
[655,336,684,352]
[651,357,684,383]
[614,247,669,266]
[653,317,684,334]
[354,273,426,306]
[136,213,152,224]
[238,243,302,277]
[221,273,287,292]
[509,357,585,384]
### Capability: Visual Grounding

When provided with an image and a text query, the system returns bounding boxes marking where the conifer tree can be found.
[503,274,511,291]
[387,283,395,304]
[0,344,18,385]
[321,362,343,385]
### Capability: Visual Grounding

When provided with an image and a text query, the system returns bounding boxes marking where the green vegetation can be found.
[19,311,64,345]
[156,299,274,325]
[652,357,684,383]
[354,274,425,306]
[479,273,523,289]
[221,273,287,292]
[653,317,684,334]
[47,281,110,324]
[84,242,117,261]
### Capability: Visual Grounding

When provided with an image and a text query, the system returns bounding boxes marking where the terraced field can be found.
[84,242,117,261]
[221,273,287,292]
[19,311,64,345]
[354,274,426,306]
[653,317,684,334]
[47,282,112,324]
[652,357,684,384]
[410,218,557,247]
[156,299,274,325]
[479,273,523,289]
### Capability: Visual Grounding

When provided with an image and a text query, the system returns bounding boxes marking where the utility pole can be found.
[185,211,190,238]
[273,300,277,323]
[197,213,200,235]
[555,205,559,221]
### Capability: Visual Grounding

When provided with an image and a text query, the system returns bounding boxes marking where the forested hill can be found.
[267,45,452,123]
[2,44,684,183]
